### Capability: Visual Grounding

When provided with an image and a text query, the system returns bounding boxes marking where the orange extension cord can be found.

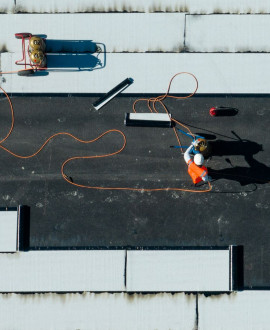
[0,71,212,193]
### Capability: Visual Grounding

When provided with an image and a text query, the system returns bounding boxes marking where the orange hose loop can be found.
[0,87,14,143]
[0,74,212,193]
[132,72,198,142]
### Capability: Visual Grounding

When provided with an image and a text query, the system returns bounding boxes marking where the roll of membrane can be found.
[93,78,134,110]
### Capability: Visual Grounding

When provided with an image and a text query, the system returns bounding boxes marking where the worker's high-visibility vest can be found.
[187,159,208,184]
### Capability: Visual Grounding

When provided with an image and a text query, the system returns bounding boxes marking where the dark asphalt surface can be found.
[0,94,269,289]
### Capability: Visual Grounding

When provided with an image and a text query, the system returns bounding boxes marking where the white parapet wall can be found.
[13,0,270,14]
[198,291,270,330]
[186,14,270,52]
[0,13,184,53]
[1,52,270,94]
[0,292,196,330]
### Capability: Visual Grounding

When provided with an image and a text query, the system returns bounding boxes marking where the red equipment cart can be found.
[15,32,47,76]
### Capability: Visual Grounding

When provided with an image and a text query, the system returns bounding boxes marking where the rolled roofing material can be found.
[93,78,133,110]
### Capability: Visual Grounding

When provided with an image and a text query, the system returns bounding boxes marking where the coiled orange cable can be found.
[0,72,212,193]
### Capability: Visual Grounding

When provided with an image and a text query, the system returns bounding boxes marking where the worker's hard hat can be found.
[194,153,204,166]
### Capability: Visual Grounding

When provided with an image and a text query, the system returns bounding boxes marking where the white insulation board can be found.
[0,0,14,13]
[0,292,196,330]
[0,251,125,292]
[126,250,230,292]
[186,14,270,52]
[0,13,184,53]
[14,0,270,14]
[0,211,18,252]
[1,52,270,94]
[198,291,270,330]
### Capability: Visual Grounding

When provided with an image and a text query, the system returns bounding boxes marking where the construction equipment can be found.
[210,106,238,117]
[14,33,105,76]
[125,113,172,128]
[15,33,47,75]
[194,137,208,154]
[171,129,211,157]
[94,78,134,110]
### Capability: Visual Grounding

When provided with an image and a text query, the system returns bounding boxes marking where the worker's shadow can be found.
[206,139,269,186]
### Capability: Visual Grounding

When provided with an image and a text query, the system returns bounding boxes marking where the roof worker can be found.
[184,140,211,185]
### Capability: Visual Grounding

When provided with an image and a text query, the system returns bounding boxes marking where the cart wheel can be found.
[15,33,32,39]
[17,69,35,76]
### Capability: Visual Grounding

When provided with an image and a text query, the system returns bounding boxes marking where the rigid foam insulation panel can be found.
[0,209,18,252]
[0,13,185,53]
[2,53,270,94]
[186,14,270,53]
[126,247,237,292]
[14,0,270,14]
[198,291,270,330]
[0,292,196,330]
[0,0,14,14]
[0,250,126,292]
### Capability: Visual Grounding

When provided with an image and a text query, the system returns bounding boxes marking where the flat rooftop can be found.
[0,93,269,288]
